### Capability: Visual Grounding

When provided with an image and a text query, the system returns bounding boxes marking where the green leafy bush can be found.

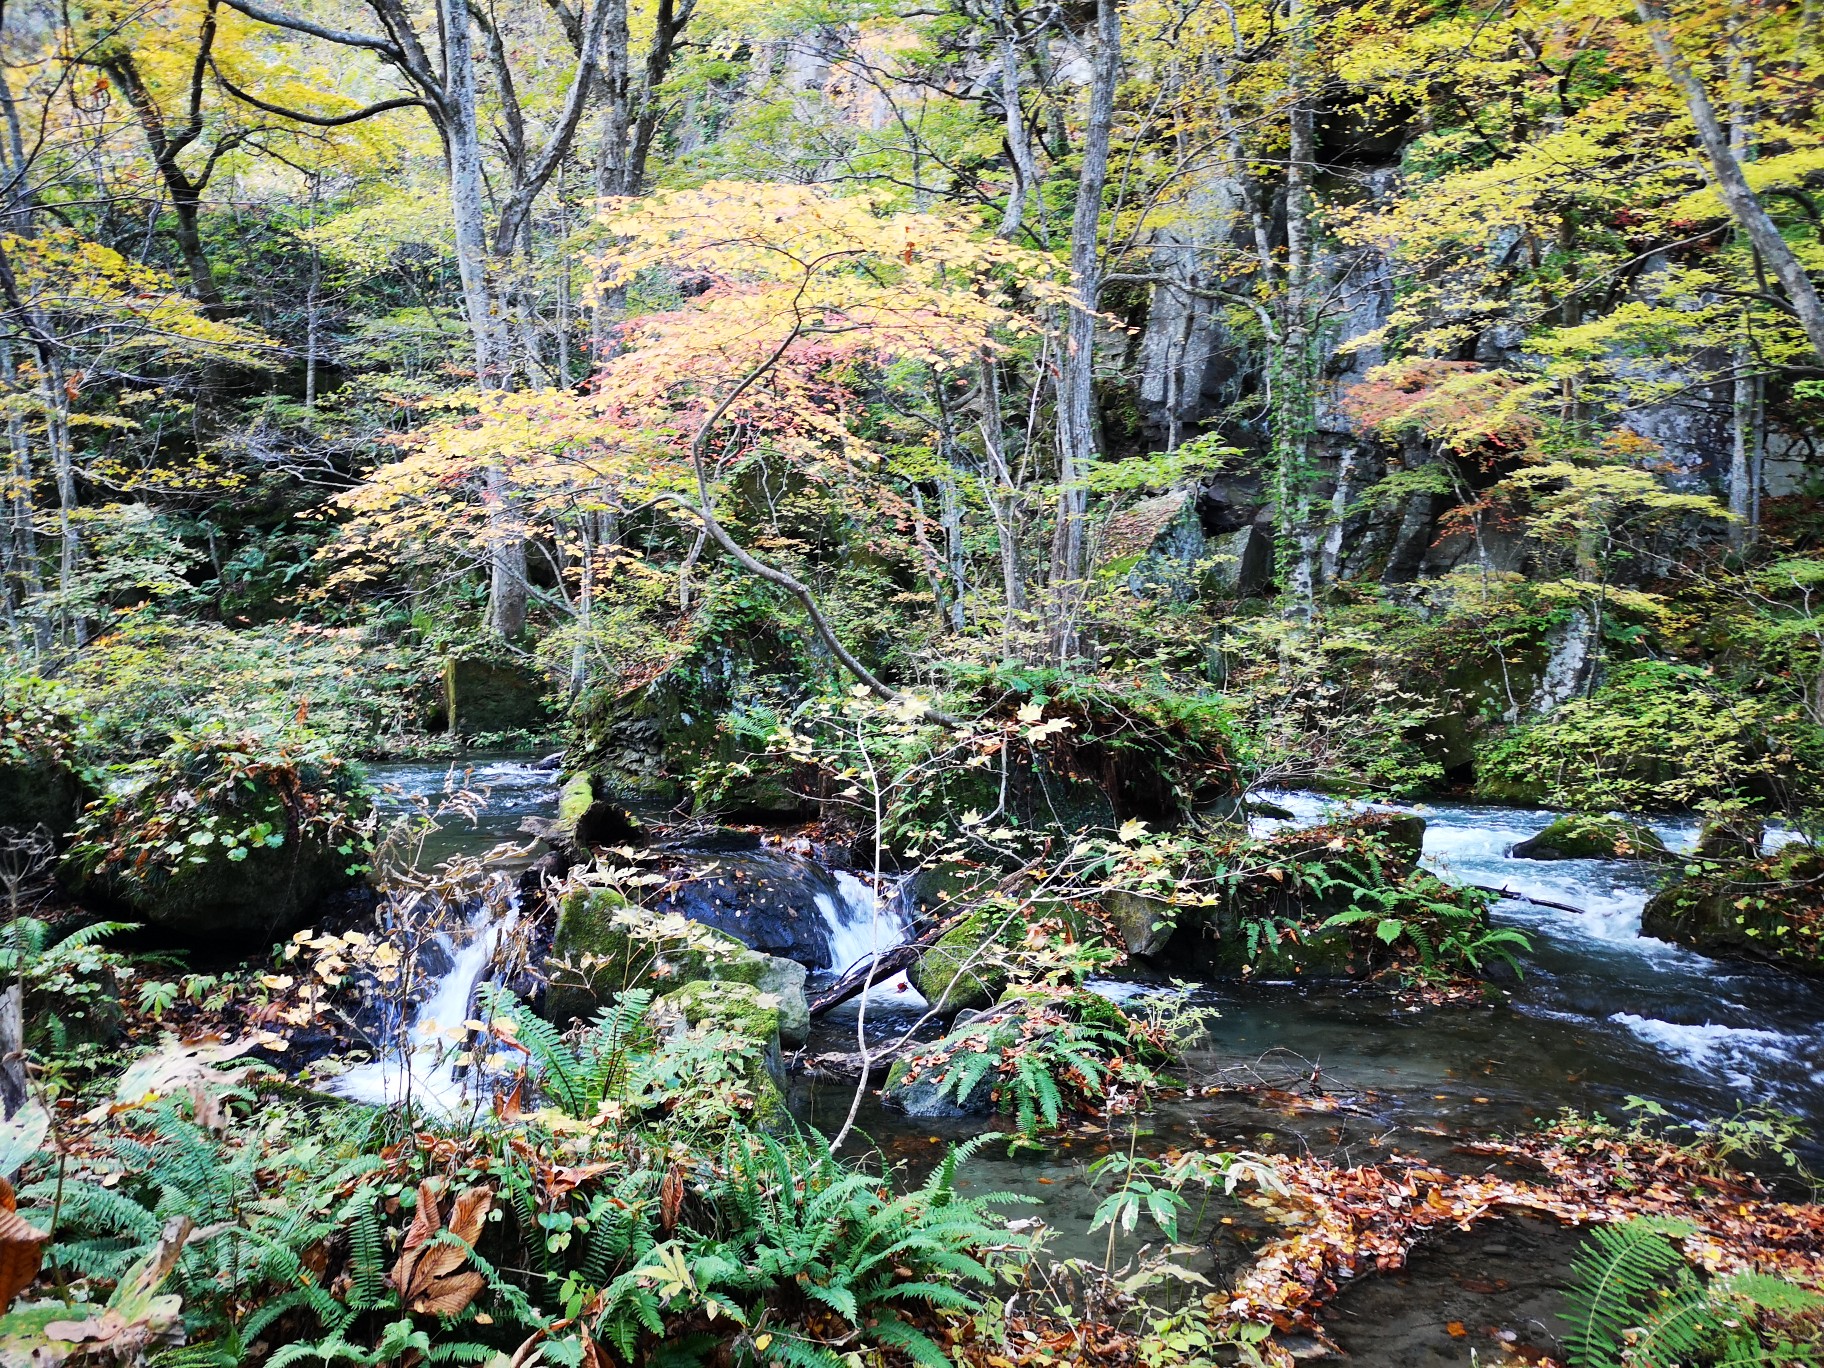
[1478,660,1824,813]
[65,728,373,935]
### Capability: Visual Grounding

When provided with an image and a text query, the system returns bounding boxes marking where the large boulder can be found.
[1510,815,1667,862]
[570,619,818,818]
[646,848,845,966]
[1103,889,1177,959]
[1171,812,1432,978]
[654,978,789,1114]
[908,906,1006,1012]
[881,1053,997,1118]
[0,684,87,841]
[544,884,811,1042]
[1641,846,1824,973]
[433,651,553,739]
[61,733,370,941]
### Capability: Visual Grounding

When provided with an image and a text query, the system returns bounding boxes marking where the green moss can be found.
[1641,847,1824,973]
[909,907,1006,1011]
[656,978,789,1116]
[556,772,596,831]
[545,886,809,1041]
[1511,815,1668,861]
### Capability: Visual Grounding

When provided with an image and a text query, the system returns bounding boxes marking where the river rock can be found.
[1695,818,1763,860]
[654,978,789,1112]
[0,756,83,842]
[1510,815,1667,862]
[908,906,1005,1012]
[433,651,553,738]
[544,884,812,1041]
[1169,811,1430,978]
[1103,889,1179,958]
[880,1054,997,1117]
[61,739,370,941]
[650,848,842,966]
[1641,846,1824,973]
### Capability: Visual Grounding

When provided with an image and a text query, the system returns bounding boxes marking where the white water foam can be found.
[1249,789,1824,1113]
[330,906,516,1114]
[1608,1013,1808,1094]
[815,871,927,1012]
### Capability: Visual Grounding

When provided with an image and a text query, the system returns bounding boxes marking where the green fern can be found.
[1561,1217,1698,1368]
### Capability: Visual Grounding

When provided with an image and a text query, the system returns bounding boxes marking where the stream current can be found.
[342,760,1824,1136]
[324,760,1824,1361]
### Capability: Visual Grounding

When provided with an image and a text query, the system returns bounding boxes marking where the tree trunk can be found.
[439,0,526,636]
[1276,0,1318,618]
[993,0,1042,242]
[1048,0,1119,662]
[1637,0,1824,364]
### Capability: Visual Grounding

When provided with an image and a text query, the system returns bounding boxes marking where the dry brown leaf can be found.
[0,1177,46,1312]
[391,1181,492,1317]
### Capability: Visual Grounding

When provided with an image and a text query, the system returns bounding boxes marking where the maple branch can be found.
[211,63,428,127]
[652,490,959,725]
[217,0,406,62]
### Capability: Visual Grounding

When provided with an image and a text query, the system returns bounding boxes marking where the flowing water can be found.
[320,757,557,1112]
[322,763,1824,1360]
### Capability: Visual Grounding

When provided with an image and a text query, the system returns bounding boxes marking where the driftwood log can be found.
[1469,884,1588,917]
[806,942,926,1017]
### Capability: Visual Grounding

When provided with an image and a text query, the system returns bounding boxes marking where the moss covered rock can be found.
[432,651,553,738]
[62,732,369,941]
[881,1054,996,1118]
[0,683,87,840]
[908,906,1005,1012]
[544,884,810,1041]
[1103,889,1177,958]
[655,978,789,1108]
[1172,812,1435,979]
[1641,846,1824,973]
[1510,815,1667,862]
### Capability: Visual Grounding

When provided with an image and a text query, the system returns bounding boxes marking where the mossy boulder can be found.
[61,733,370,941]
[526,771,644,851]
[1510,815,1668,862]
[1695,818,1763,861]
[431,651,553,738]
[1172,812,1431,979]
[1103,889,1177,958]
[909,906,1005,1012]
[655,978,788,1108]
[0,683,88,841]
[0,757,83,839]
[1641,846,1824,973]
[570,621,816,817]
[881,1053,996,1118]
[544,884,810,1041]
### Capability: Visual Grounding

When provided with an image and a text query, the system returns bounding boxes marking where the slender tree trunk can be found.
[1726,28,1758,546]
[440,0,526,636]
[1637,0,1824,364]
[304,175,321,409]
[1048,0,1119,663]
[0,342,44,652]
[993,0,1041,241]
[1276,0,1319,618]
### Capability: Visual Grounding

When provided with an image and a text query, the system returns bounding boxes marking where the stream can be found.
[340,759,1824,1138]
[327,760,1824,1358]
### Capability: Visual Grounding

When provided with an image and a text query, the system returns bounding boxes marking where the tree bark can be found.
[1636,0,1824,365]
[1048,0,1119,662]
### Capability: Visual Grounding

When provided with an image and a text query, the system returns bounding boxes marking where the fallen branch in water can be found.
[806,942,926,1018]
[1469,884,1588,917]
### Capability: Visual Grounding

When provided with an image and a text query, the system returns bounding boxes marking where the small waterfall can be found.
[815,871,927,1011]
[330,900,519,1115]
